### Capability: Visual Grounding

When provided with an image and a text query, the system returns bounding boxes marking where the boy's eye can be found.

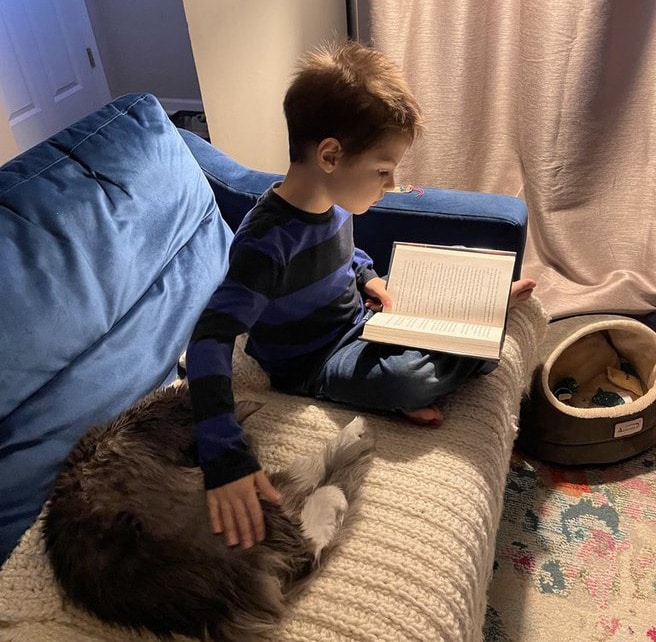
[378,170,389,177]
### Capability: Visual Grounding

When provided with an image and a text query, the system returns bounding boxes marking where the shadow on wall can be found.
[170,111,209,142]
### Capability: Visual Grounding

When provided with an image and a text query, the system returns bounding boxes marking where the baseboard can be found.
[157,96,204,115]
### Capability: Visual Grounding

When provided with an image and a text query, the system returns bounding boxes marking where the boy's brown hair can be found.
[283,40,422,163]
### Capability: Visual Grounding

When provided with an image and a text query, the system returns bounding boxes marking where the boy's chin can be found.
[337,199,374,215]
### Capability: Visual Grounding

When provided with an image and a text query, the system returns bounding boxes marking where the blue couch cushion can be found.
[0,93,233,562]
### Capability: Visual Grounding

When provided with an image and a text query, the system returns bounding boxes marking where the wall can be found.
[183,0,348,174]
[85,0,201,112]
[0,97,19,164]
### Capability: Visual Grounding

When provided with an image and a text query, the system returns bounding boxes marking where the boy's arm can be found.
[186,276,280,548]
[352,246,378,290]
[352,247,393,311]
[186,330,259,488]
[186,234,282,548]
[186,277,268,487]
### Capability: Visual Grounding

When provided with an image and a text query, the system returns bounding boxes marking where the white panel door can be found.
[0,0,110,152]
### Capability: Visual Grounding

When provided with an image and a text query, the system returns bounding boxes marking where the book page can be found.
[365,312,503,341]
[361,310,504,358]
[385,244,515,327]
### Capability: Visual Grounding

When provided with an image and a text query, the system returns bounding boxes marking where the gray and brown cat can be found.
[44,380,374,641]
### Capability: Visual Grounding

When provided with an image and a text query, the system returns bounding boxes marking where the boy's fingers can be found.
[255,471,281,503]
[219,498,240,546]
[380,294,393,309]
[206,493,223,533]
[245,492,266,543]
[230,498,254,549]
[207,473,276,547]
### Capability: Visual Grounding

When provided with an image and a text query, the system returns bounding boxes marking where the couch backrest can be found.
[0,93,233,562]
[178,129,527,278]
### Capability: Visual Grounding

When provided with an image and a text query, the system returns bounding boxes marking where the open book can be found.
[361,242,516,360]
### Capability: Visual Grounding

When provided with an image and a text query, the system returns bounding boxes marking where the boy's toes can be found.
[402,405,443,427]
[509,278,536,307]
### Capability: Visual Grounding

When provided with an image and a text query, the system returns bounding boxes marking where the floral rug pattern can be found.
[486,444,656,641]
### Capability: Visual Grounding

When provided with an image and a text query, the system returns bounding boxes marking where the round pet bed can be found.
[519,314,656,465]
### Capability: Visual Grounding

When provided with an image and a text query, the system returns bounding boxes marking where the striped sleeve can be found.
[186,241,277,488]
[352,246,378,289]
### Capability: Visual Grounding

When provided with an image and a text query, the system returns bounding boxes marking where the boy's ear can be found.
[316,137,343,173]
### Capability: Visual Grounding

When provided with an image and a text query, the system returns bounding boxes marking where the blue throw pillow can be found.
[0,93,233,562]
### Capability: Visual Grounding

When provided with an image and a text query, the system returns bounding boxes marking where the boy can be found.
[186,41,536,550]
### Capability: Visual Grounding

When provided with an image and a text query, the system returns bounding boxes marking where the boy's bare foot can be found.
[402,405,444,427]
[509,278,536,308]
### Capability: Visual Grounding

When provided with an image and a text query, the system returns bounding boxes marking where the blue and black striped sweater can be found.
[186,187,378,489]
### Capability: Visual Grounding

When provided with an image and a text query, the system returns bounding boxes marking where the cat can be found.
[43,379,374,641]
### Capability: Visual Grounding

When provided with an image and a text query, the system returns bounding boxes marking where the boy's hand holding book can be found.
[363,276,393,313]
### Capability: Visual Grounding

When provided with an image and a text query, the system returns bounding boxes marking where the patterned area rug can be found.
[486,444,656,641]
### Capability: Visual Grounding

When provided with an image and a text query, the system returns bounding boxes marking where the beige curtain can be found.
[370,1,656,320]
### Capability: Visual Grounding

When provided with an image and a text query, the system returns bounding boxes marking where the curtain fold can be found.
[370,1,656,319]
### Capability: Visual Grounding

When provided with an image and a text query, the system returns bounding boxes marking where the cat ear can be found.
[234,399,265,422]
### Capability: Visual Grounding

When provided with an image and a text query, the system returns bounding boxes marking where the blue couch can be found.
[0,93,527,564]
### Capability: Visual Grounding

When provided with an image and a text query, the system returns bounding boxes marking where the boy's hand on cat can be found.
[207,471,281,549]
[363,276,392,312]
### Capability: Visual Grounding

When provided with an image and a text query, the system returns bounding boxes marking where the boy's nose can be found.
[384,174,395,190]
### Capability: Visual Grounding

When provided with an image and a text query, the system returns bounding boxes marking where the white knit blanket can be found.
[0,299,547,642]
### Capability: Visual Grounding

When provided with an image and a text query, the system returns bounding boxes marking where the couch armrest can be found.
[356,189,527,279]
[180,129,528,278]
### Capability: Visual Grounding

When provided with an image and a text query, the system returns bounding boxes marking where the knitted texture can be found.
[0,298,547,642]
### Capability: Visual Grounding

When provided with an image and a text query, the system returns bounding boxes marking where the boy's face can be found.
[328,133,411,215]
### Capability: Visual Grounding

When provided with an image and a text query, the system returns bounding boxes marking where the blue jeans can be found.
[310,313,494,413]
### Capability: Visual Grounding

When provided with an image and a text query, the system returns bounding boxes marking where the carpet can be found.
[486,444,656,641]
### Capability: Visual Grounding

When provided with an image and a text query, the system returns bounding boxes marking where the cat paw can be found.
[300,485,348,556]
